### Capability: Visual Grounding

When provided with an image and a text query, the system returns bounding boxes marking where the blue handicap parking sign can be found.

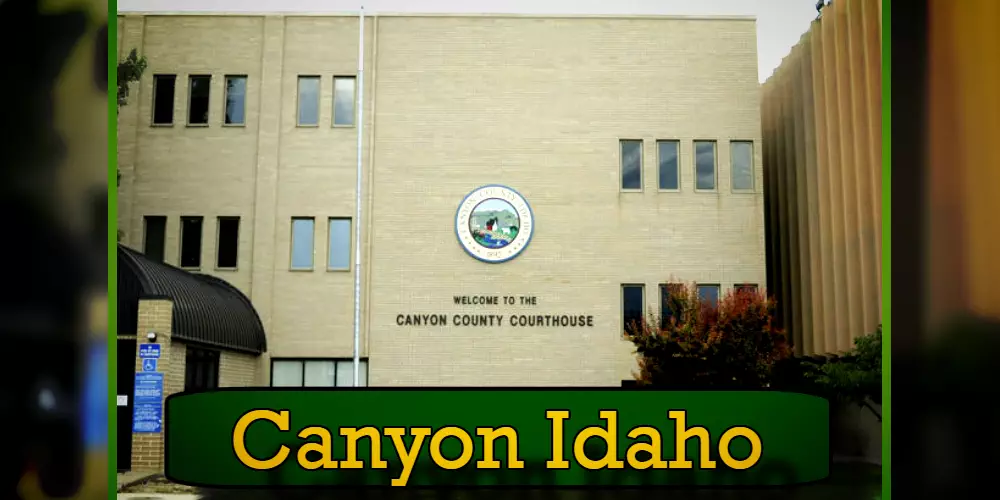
[132,372,164,433]
[138,343,161,359]
[142,358,158,372]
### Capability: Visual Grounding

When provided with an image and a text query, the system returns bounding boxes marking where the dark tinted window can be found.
[217,217,239,268]
[297,76,320,126]
[188,75,211,125]
[152,75,175,125]
[660,283,684,329]
[143,216,166,262]
[180,216,203,268]
[184,348,219,393]
[620,140,642,190]
[224,76,247,125]
[697,284,720,308]
[658,140,679,190]
[622,285,644,333]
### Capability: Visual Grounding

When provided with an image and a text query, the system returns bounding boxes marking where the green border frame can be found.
[105,2,892,497]
[108,1,118,498]
[881,0,891,499]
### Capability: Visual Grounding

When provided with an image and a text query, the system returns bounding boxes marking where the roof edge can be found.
[118,12,757,21]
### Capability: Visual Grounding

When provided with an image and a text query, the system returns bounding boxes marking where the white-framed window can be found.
[333,76,356,126]
[270,358,369,387]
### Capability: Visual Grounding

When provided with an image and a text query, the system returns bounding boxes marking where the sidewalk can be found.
[118,495,201,500]
[116,471,159,492]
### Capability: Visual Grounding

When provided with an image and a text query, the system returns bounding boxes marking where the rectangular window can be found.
[731,141,754,191]
[187,75,211,125]
[297,76,320,126]
[216,217,240,269]
[271,359,369,387]
[659,283,684,329]
[620,140,643,190]
[697,284,721,309]
[694,140,717,190]
[333,76,356,126]
[290,217,315,270]
[735,283,759,295]
[657,140,680,190]
[621,284,645,334]
[224,75,247,125]
[184,348,219,393]
[328,218,351,270]
[142,216,166,262]
[151,75,176,125]
[179,216,203,268]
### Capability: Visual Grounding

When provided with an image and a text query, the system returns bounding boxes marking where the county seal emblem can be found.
[455,185,534,263]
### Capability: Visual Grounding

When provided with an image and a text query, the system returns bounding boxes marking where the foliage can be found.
[625,284,792,389]
[117,48,147,110]
[117,48,147,242]
[804,326,882,421]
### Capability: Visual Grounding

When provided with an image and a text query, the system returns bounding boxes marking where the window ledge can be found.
[186,123,209,128]
[150,123,174,128]
[222,123,246,128]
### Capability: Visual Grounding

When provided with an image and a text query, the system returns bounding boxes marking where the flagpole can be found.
[352,5,365,387]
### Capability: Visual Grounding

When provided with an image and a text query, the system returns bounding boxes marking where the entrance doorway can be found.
[116,338,136,471]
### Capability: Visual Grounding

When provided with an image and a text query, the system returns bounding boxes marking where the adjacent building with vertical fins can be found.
[761,0,882,355]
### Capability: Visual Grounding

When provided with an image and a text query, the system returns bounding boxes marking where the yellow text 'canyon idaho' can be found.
[231,409,763,487]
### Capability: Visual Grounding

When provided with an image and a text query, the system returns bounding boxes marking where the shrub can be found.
[626,283,792,389]
[803,326,882,421]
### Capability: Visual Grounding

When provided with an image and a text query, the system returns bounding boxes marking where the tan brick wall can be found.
[118,13,765,387]
[219,350,259,387]
[127,298,262,471]
[130,298,182,472]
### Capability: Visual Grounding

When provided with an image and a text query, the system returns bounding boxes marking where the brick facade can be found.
[127,298,262,472]
[118,13,765,387]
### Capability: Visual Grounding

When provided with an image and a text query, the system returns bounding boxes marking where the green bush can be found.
[804,326,882,421]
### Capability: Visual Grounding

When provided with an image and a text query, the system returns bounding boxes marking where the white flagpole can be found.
[352,5,365,387]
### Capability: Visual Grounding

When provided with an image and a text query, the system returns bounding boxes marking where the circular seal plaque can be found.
[455,185,534,263]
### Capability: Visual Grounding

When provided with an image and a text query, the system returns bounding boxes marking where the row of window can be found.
[621,283,759,332]
[150,74,358,128]
[180,348,371,391]
[143,215,240,269]
[142,215,353,271]
[620,139,755,192]
[271,358,369,387]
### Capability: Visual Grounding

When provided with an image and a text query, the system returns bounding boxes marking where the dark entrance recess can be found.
[115,244,268,471]
[185,348,220,392]
[116,337,137,471]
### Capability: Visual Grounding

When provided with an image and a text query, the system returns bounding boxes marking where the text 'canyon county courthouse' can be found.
[116,12,766,390]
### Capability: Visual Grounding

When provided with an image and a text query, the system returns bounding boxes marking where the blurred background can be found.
[0,0,109,499]
[893,0,1000,498]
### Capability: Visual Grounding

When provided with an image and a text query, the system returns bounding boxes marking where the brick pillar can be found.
[130,298,186,472]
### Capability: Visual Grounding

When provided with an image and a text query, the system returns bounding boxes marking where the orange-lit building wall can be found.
[926,0,1000,326]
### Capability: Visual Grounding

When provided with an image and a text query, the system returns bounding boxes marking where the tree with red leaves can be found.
[625,283,792,389]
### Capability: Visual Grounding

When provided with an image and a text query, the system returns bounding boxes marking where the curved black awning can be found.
[117,244,266,354]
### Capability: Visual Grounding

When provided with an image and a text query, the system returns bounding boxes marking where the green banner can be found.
[164,389,828,487]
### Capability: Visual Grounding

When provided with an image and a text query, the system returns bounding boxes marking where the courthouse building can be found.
[116,9,765,432]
